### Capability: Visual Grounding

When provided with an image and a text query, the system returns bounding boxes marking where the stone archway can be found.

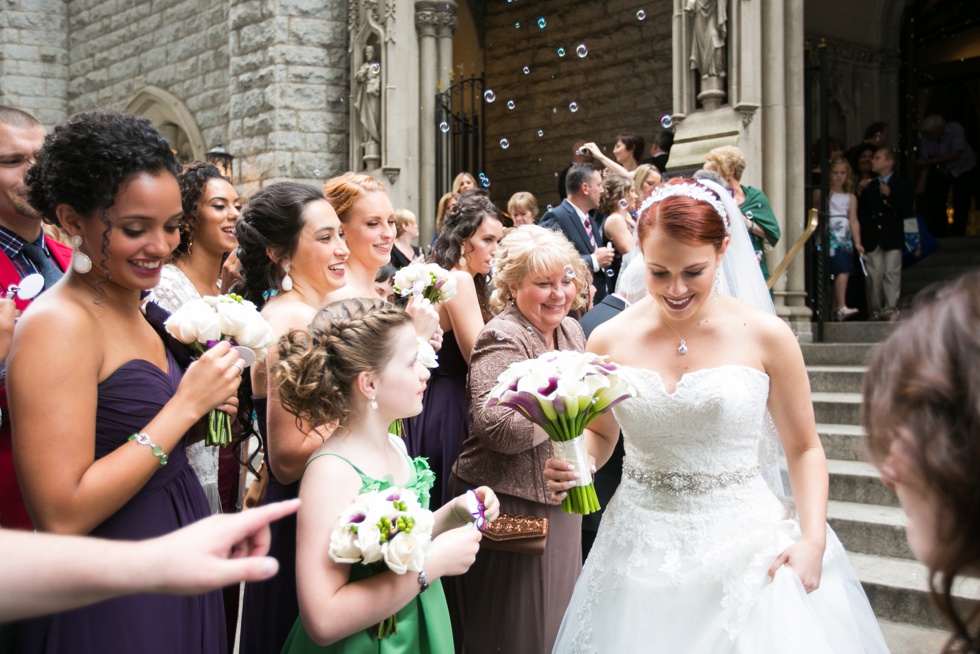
[125,86,206,164]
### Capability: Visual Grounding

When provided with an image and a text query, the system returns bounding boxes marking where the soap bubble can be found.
[439,121,450,133]
[569,101,579,112]
[636,9,646,20]
[546,204,554,211]
[522,66,530,75]
[552,107,557,113]
[557,47,566,58]
[484,89,496,103]
[499,138,510,149]
[661,114,673,129]
[370,63,380,74]
[605,267,616,278]
[313,169,321,177]
[618,198,628,210]
[576,44,588,58]
[537,17,546,29]
[481,176,491,188]
[507,100,516,110]
[537,129,544,137]
[514,21,520,29]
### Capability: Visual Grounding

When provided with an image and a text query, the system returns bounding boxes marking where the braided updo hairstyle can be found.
[172,162,227,260]
[234,182,325,308]
[274,298,414,428]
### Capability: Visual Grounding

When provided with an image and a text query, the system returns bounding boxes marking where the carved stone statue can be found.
[686,0,727,79]
[354,44,382,146]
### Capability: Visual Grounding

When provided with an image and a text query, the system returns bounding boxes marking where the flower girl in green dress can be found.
[273,298,498,653]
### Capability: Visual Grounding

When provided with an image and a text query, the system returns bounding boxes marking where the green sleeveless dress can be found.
[281,436,454,654]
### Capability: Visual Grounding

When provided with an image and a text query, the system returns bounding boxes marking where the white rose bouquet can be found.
[392,263,457,303]
[164,293,277,446]
[328,487,435,638]
[484,351,638,515]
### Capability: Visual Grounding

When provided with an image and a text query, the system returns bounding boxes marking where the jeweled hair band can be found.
[638,182,731,233]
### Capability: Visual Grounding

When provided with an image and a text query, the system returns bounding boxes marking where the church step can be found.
[812,392,862,425]
[849,552,980,630]
[801,343,875,366]
[827,500,913,561]
[827,459,897,507]
[820,322,896,344]
[818,423,868,461]
[807,366,866,393]
[877,619,951,654]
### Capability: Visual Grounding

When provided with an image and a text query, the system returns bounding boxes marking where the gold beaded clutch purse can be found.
[481,513,549,556]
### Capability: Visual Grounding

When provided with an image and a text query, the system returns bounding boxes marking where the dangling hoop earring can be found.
[70,235,92,274]
[369,394,378,410]
[281,262,293,291]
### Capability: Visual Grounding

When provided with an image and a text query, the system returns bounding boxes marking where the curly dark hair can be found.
[26,110,180,282]
[429,190,500,318]
[863,270,980,654]
[273,298,413,428]
[234,182,324,308]
[172,161,227,261]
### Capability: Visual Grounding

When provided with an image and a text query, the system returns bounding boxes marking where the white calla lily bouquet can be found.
[392,263,457,303]
[485,350,638,514]
[165,293,277,446]
[328,487,435,638]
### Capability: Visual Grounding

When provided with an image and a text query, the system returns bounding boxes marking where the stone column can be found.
[435,3,457,95]
[783,0,811,329]
[761,0,788,316]
[415,1,455,246]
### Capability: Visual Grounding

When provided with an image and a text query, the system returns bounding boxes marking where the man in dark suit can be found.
[557,140,595,200]
[540,163,615,304]
[859,147,911,321]
[646,129,674,173]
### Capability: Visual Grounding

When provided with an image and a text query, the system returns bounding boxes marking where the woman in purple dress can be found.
[9,110,244,653]
[407,192,503,510]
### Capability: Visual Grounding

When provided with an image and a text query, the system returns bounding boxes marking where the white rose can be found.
[355,523,384,564]
[436,270,457,302]
[236,318,277,359]
[410,507,436,537]
[211,299,254,338]
[393,264,423,297]
[417,337,438,369]
[165,298,221,345]
[328,527,362,564]
[383,531,427,574]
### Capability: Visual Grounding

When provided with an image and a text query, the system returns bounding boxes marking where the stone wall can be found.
[0,0,69,127]
[481,0,673,212]
[228,0,349,195]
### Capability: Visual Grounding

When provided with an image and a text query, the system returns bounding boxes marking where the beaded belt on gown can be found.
[622,461,763,494]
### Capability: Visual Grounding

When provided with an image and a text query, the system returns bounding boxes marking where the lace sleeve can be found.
[148,264,200,314]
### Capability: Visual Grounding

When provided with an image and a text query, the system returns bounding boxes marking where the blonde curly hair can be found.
[489,225,589,315]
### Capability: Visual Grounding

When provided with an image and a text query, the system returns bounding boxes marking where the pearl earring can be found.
[281,262,293,291]
[70,235,92,274]
[369,394,378,410]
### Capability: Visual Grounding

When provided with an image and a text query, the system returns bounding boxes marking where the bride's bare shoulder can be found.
[587,300,649,358]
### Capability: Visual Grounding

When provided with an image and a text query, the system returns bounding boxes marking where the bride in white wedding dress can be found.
[546,179,889,653]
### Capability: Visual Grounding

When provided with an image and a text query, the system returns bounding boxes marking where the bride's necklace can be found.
[659,313,707,356]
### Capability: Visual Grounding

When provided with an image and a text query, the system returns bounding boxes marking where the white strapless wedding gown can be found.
[553,365,889,653]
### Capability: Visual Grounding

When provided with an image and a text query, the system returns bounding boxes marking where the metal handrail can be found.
[766,208,820,290]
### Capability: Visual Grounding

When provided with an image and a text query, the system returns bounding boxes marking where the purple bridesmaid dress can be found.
[14,347,226,653]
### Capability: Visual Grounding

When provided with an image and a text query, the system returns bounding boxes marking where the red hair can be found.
[323,172,388,224]
[636,178,727,250]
